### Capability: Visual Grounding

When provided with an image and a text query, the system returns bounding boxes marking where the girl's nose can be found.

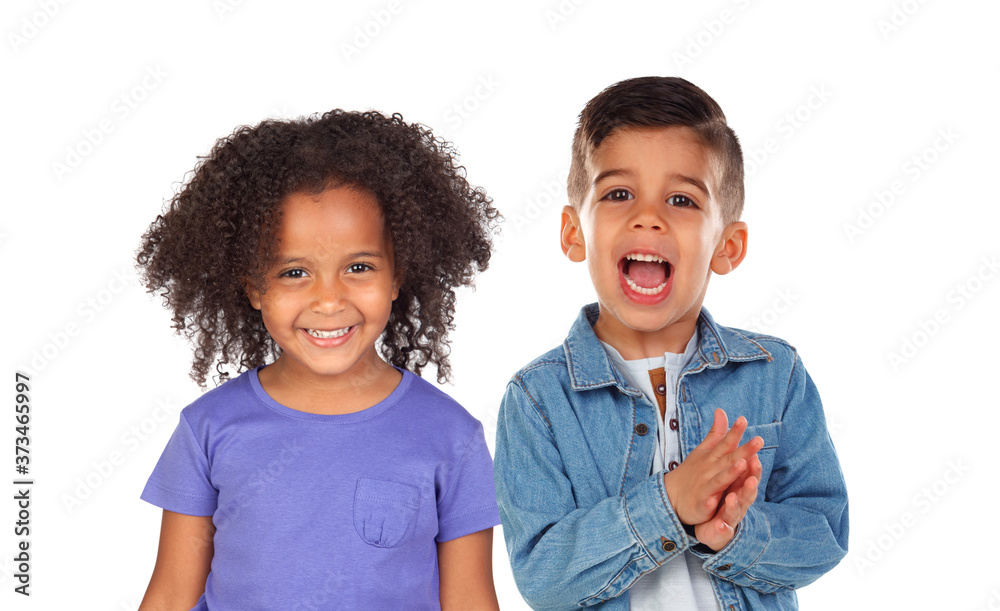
[310,279,345,313]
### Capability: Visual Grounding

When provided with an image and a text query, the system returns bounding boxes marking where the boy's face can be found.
[561,126,747,358]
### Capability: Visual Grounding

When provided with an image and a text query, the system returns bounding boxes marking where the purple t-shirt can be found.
[141,367,499,610]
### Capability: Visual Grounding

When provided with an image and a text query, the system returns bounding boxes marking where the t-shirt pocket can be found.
[353,477,421,548]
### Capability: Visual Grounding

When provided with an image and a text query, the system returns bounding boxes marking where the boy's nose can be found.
[630,198,665,232]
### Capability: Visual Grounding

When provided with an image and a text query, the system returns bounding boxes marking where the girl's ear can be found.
[710,221,748,276]
[560,205,587,263]
[244,280,263,310]
[391,271,402,302]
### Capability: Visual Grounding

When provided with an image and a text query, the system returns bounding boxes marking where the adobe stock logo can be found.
[843,127,959,244]
[886,255,998,372]
[744,86,833,180]
[7,0,70,55]
[24,267,138,375]
[742,287,798,334]
[853,458,970,575]
[670,0,755,72]
[51,65,168,182]
[443,75,501,131]
[340,1,404,63]
[62,398,182,514]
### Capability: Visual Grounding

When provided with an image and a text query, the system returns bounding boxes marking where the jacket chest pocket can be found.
[353,477,421,548]
[743,422,782,490]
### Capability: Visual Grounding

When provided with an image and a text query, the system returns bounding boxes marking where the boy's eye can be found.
[668,194,696,208]
[603,189,633,202]
[347,263,373,274]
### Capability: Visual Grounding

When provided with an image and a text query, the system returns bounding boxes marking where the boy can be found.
[494,77,848,610]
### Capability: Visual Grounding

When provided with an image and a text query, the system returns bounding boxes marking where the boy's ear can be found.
[560,205,586,263]
[710,221,748,275]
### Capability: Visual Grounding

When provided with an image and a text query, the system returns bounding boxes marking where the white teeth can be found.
[623,253,669,294]
[306,327,351,339]
[625,253,665,263]
[624,275,667,295]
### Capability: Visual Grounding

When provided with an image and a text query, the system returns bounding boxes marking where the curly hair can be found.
[137,110,500,387]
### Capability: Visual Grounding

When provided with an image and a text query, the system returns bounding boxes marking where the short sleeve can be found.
[434,422,500,542]
[140,412,218,516]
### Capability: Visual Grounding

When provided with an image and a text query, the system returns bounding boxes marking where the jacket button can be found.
[655,383,666,395]
[635,423,649,436]
[669,418,679,431]
[717,564,732,572]
[668,461,679,471]
[660,538,676,552]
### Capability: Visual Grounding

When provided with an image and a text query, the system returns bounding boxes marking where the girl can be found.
[135,110,501,610]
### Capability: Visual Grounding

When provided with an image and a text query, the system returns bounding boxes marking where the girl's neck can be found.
[256,355,402,415]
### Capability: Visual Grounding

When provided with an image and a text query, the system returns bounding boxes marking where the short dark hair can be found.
[568,76,744,223]
[137,110,499,386]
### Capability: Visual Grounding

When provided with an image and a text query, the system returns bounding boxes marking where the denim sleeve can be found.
[494,379,690,610]
[693,353,849,592]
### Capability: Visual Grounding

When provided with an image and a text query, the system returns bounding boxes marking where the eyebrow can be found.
[275,251,386,265]
[593,168,712,198]
[592,168,633,186]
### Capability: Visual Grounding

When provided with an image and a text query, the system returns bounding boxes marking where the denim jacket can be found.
[494,304,848,611]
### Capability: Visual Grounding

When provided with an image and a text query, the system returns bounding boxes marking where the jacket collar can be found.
[562,303,773,394]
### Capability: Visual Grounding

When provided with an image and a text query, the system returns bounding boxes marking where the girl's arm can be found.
[138,510,215,611]
[437,527,500,611]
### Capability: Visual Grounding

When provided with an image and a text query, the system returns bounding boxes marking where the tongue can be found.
[627,260,667,288]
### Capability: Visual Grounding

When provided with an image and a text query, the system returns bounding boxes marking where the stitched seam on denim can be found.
[582,557,643,604]
[564,338,581,387]
[622,490,654,564]
[573,380,618,389]
[618,395,636,497]
[718,512,789,592]
[724,327,777,362]
[516,358,566,376]
[786,348,801,396]
[700,312,724,353]
[734,334,773,363]
[565,339,625,391]
[707,576,727,611]
[745,575,792,591]
[511,376,553,430]
[680,389,703,460]
[654,474,685,540]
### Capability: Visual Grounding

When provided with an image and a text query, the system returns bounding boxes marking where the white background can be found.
[3,0,999,609]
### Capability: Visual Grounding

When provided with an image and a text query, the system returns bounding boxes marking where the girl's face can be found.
[246,186,399,389]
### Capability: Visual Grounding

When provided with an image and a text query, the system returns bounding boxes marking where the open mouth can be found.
[621,253,671,296]
[305,326,354,339]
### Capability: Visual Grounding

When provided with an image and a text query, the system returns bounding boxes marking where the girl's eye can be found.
[668,194,696,208]
[603,189,633,202]
[347,263,373,274]
[280,268,307,279]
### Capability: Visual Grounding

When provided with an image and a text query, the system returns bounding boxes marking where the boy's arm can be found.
[691,353,849,592]
[138,510,214,611]
[437,528,500,611]
[494,380,691,611]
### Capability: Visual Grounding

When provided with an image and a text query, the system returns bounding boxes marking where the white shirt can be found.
[601,331,719,611]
